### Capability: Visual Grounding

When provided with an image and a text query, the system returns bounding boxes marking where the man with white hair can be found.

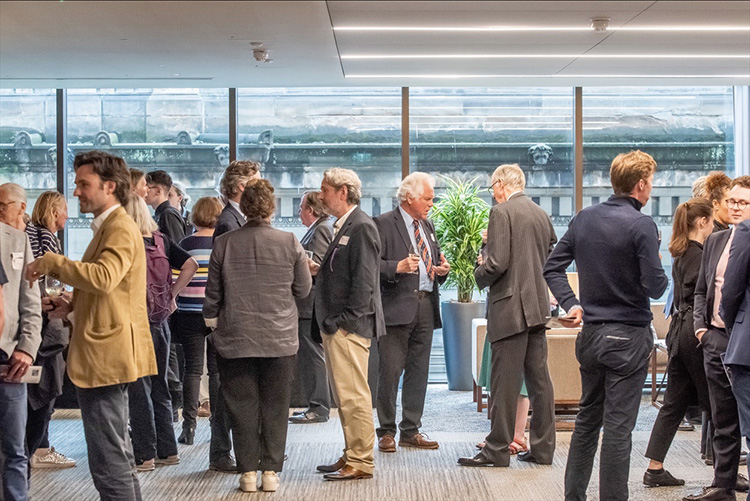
[313,167,385,481]
[459,164,557,469]
[373,172,450,453]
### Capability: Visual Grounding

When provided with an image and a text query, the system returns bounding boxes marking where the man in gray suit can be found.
[312,167,385,481]
[289,191,334,424]
[0,221,43,501]
[458,164,557,468]
[373,172,450,452]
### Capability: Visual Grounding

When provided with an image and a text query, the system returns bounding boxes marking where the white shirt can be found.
[91,204,121,235]
[228,199,247,222]
[333,205,357,235]
[507,190,523,200]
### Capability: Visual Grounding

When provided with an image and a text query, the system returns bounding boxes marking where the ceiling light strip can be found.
[341,54,750,60]
[334,26,750,32]
[346,74,750,79]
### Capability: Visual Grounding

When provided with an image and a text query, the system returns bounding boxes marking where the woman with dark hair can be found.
[704,171,732,232]
[643,197,714,487]
[203,179,311,493]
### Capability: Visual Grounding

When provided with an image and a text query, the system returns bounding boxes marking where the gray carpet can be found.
[30,386,720,500]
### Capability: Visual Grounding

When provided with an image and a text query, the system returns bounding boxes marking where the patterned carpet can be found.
[30,386,720,501]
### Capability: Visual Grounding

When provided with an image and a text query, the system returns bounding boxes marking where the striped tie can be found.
[413,220,435,281]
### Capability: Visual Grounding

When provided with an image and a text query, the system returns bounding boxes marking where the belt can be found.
[417,291,431,300]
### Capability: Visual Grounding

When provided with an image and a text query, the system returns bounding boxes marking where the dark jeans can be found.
[730,364,750,489]
[208,339,233,463]
[645,323,711,462]
[376,295,433,439]
[703,328,741,490]
[297,317,330,417]
[77,384,142,501]
[128,322,178,462]
[172,312,218,429]
[565,323,652,501]
[0,380,28,501]
[217,354,294,473]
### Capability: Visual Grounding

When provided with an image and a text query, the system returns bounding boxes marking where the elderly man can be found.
[688,176,750,501]
[289,191,334,424]
[206,159,261,473]
[373,172,449,452]
[459,164,557,469]
[26,150,156,501]
[545,151,668,501]
[313,167,385,481]
[0,219,42,501]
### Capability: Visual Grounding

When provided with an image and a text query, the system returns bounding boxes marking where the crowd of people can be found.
[0,149,748,501]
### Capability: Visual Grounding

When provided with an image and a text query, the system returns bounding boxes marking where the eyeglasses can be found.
[487,180,500,195]
[726,199,749,210]
[0,201,18,211]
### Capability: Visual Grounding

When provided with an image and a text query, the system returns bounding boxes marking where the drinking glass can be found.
[45,276,64,298]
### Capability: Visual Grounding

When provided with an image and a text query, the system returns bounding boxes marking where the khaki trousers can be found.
[322,329,375,474]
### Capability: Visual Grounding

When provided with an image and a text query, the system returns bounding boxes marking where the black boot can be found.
[178,426,195,445]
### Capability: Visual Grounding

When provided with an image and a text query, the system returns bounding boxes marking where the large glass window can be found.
[409,87,575,241]
[237,87,402,240]
[64,88,229,259]
[582,87,735,284]
[0,89,57,212]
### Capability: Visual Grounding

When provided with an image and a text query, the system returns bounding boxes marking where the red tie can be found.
[413,220,435,281]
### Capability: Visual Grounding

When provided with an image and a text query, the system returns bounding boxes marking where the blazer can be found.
[374,208,447,328]
[666,241,703,351]
[721,220,750,366]
[214,203,244,239]
[314,206,386,340]
[693,229,732,333]
[38,207,157,388]
[0,222,42,360]
[296,217,334,320]
[475,194,557,342]
[204,223,312,359]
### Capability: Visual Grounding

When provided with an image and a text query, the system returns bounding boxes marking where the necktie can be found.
[413,220,435,281]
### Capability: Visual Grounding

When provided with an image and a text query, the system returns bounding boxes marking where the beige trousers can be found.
[322,328,375,474]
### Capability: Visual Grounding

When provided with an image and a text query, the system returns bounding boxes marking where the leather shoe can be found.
[643,469,685,487]
[737,473,748,492]
[323,465,373,481]
[399,433,439,450]
[457,453,507,467]
[682,487,736,501]
[209,455,237,473]
[517,451,552,465]
[289,410,328,424]
[378,435,396,453]
[316,458,345,473]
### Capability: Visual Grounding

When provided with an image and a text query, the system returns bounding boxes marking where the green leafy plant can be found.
[431,176,490,303]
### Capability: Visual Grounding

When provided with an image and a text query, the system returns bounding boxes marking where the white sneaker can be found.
[261,471,279,492]
[239,471,257,492]
[30,447,77,469]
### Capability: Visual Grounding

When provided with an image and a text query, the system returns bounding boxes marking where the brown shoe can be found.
[323,465,373,481]
[316,457,345,473]
[378,435,396,453]
[399,433,439,449]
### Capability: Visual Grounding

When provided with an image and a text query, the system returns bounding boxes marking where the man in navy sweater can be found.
[544,150,668,501]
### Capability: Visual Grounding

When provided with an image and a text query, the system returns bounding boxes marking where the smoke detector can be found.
[590,17,610,33]
[253,49,272,63]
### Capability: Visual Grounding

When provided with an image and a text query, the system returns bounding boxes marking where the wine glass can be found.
[45,276,64,298]
[408,244,419,274]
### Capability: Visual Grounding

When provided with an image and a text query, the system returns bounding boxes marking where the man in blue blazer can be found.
[721,210,750,494]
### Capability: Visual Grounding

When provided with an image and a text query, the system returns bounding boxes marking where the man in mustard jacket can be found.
[27,150,156,501]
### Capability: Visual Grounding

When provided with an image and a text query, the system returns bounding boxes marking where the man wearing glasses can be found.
[688,176,750,501]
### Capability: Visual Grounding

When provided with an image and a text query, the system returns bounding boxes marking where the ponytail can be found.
[669,197,713,258]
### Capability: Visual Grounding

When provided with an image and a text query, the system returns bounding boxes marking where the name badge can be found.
[339,236,350,245]
[11,252,24,270]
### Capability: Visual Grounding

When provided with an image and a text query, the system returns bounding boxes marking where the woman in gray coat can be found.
[203,179,312,493]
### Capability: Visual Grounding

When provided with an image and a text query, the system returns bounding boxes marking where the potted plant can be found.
[431,176,490,390]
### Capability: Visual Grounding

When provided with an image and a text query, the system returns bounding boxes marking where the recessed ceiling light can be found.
[341,54,750,60]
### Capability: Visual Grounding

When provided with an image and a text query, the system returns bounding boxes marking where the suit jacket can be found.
[38,207,157,388]
[374,208,446,328]
[214,203,244,239]
[296,217,334,320]
[0,222,42,360]
[204,224,312,358]
[693,229,732,333]
[474,194,557,342]
[314,206,386,340]
[721,220,750,366]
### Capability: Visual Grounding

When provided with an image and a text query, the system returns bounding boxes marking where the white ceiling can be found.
[0,0,748,88]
